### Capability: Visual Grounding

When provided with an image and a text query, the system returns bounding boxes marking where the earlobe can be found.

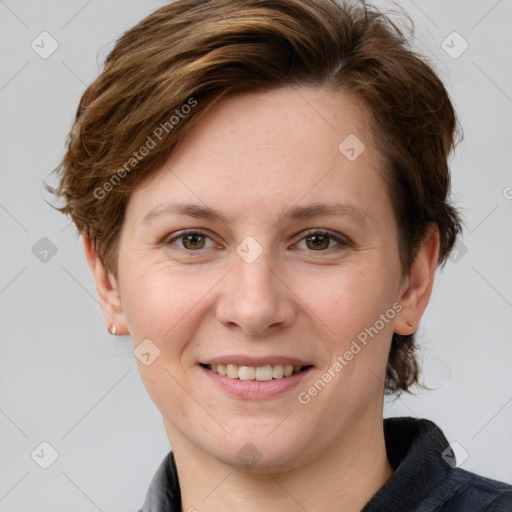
[393,225,440,335]
[82,235,129,336]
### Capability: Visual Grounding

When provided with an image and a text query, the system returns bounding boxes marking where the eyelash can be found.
[163,228,350,254]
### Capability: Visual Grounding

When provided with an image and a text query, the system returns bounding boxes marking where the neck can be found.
[168,413,394,512]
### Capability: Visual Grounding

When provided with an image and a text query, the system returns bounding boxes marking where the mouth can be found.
[198,358,315,399]
[199,363,314,381]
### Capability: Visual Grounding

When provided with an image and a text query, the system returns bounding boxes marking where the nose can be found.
[215,251,296,336]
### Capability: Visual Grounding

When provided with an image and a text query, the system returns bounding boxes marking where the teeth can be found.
[272,364,284,378]
[238,366,256,380]
[227,364,238,379]
[256,365,273,381]
[206,363,305,381]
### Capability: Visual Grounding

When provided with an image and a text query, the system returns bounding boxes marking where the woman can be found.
[49,0,512,510]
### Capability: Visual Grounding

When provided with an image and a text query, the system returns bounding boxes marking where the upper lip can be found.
[200,355,313,367]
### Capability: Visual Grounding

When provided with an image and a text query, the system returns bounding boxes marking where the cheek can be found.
[304,262,399,405]
[121,267,216,415]
[120,257,219,342]
[309,261,399,340]
[298,265,398,407]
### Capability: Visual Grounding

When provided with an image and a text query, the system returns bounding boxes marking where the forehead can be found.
[125,86,390,225]
[172,85,375,169]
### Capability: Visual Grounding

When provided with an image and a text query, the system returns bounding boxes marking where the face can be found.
[108,86,418,471]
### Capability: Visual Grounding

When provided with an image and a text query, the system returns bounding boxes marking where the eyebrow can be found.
[142,200,368,225]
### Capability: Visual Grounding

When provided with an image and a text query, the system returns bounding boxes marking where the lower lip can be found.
[199,365,314,399]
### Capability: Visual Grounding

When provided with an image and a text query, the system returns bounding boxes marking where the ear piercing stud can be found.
[407,321,414,327]
[110,324,117,335]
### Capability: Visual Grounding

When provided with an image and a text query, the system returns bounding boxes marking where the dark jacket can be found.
[138,416,512,511]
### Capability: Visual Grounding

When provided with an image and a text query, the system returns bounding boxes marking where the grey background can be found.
[1,0,511,510]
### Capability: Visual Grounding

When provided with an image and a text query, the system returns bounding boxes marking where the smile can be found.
[200,363,312,381]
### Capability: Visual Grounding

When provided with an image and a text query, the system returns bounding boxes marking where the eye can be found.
[164,230,216,251]
[163,228,350,253]
[295,229,349,251]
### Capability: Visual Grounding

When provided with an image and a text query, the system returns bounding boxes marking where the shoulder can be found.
[437,467,512,511]
[373,417,512,512]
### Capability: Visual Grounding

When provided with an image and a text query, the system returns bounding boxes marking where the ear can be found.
[82,234,129,336]
[393,224,440,335]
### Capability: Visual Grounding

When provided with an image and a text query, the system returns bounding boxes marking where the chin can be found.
[210,430,309,474]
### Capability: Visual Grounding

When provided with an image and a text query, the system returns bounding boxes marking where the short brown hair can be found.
[48,0,462,395]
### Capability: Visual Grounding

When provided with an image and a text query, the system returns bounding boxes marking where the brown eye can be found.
[165,230,215,251]
[181,233,206,250]
[305,234,331,250]
[295,230,348,252]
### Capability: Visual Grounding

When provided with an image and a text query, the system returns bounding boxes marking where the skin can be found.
[84,86,440,511]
